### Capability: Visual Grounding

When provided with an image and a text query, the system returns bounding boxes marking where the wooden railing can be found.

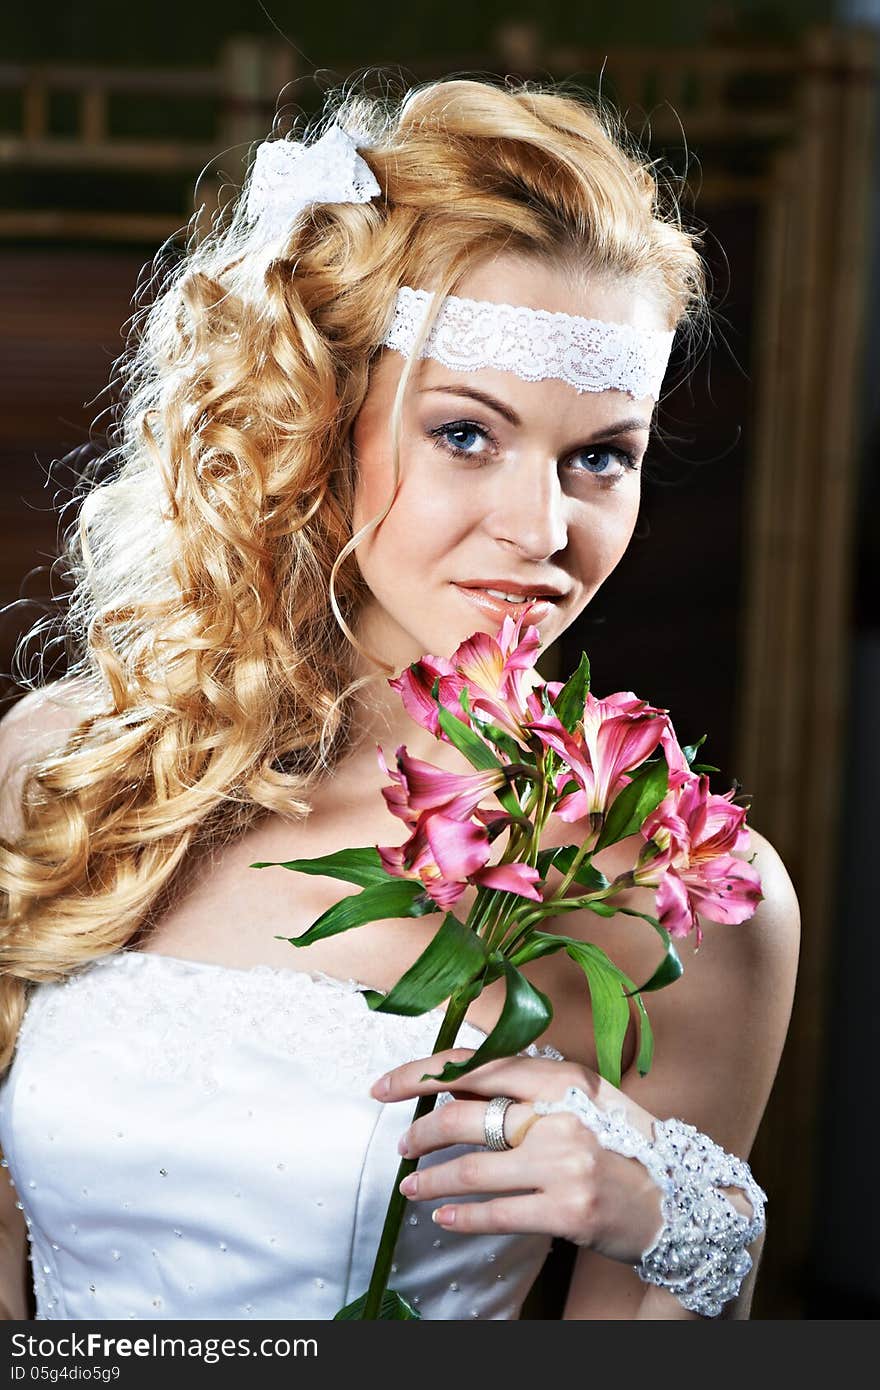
[0,27,821,242]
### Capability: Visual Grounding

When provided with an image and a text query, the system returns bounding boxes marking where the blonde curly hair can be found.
[0,75,707,1072]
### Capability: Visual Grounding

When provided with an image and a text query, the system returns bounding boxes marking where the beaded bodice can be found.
[0,950,564,1321]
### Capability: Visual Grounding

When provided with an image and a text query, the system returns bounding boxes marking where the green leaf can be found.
[682,736,707,764]
[276,879,437,948]
[509,932,654,1077]
[420,958,553,1086]
[629,982,654,1076]
[534,844,608,894]
[556,778,582,801]
[437,693,502,771]
[572,897,683,993]
[628,927,684,993]
[581,899,616,917]
[251,845,394,889]
[594,901,683,993]
[361,913,487,1016]
[552,652,591,732]
[333,1288,421,1320]
[594,759,669,852]
[479,950,509,987]
[436,701,521,817]
[471,717,523,765]
[615,967,654,1076]
[550,845,610,894]
[508,930,567,968]
[534,844,573,878]
[680,739,721,775]
[564,940,631,1088]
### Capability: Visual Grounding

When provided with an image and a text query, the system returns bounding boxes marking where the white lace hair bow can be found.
[244,122,381,256]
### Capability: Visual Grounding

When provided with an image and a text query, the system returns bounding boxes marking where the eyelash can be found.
[427,419,640,483]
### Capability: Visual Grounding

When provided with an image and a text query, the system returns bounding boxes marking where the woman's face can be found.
[350,253,666,671]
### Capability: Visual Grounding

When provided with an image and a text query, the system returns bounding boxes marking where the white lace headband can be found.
[380,286,675,399]
[244,123,676,398]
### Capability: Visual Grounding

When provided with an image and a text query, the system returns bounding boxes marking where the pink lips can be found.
[452,584,558,624]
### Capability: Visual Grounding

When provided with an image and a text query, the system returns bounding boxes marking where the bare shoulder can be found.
[542,819,800,1158]
[734,825,801,965]
[619,821,799,1154]
[0,678,93,841]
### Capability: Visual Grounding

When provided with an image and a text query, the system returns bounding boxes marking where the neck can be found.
[347,666,452,768]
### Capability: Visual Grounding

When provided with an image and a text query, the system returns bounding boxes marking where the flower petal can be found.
[395,748,504,821]
[474,862,543,901]
[554,788,590,823]
[593,713,667,808]
[655,869,698,939]
[684,856,763,925]
[388,654,456,736]
[423,813,491,881]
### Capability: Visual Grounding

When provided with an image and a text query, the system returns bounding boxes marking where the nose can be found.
[487,458,568,561]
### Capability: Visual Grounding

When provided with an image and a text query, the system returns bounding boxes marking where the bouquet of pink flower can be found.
[253,611,762,1319]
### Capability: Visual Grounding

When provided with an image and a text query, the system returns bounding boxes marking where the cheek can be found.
[352,439,471,566]
[570,489,641,580]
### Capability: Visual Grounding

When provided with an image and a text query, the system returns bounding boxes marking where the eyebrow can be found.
[418,384,652,436]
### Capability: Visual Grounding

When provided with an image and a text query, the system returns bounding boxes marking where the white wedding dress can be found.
[0,950,564,1320]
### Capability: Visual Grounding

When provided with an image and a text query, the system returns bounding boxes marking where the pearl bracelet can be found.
[532,1085,767,1318]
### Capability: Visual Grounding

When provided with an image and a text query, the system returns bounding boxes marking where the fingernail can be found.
[400,1173,418,1196]
[397,1134,410,1156]
[371,1074,391,1098]
[432,1206,454,1225]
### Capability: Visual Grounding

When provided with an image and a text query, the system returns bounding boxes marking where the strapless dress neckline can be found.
[116,947,523,1046]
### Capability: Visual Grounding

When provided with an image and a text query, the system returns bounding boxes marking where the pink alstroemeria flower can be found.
[387,654,457,739]
[530,691,671,821]
[378,744,508,824]
[389,609,545,747]
[377,811,542,908]
[452,609,541,737]
[637,775,763,944]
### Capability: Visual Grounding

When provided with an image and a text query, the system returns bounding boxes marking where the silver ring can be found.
[484,1095,515,1151]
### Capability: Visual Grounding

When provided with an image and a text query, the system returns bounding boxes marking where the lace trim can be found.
[245,124,381,248]
[14,951,563,1099]
[533,1085,766,1317]
[381,287,675,399]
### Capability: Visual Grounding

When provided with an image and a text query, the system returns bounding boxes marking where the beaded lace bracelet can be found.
[532,1085,767,1318]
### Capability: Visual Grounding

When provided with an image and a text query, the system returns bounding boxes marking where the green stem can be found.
[482,753,553,957]
[499,886,616,957]
[361,989,472,1319]
[552,830,598,901]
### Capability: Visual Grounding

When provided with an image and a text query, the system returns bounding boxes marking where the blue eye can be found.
[428,420,640,483]
[567,447,636,479]
[429,421,492,457]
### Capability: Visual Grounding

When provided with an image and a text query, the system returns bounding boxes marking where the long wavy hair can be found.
[0,75,707,1071]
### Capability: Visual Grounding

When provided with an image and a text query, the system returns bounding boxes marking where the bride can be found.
[0,76,798,1321]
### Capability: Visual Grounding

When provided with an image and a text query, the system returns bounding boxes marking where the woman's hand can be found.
[369,1047,666,1267]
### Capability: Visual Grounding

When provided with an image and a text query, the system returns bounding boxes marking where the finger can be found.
[398,1148,539,1204]
[371,1050,591,1106]
[398,1098,539,1157]
[369,1049,564,1102]
[369,1047,480,1100]
[428,1194,557,1238]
